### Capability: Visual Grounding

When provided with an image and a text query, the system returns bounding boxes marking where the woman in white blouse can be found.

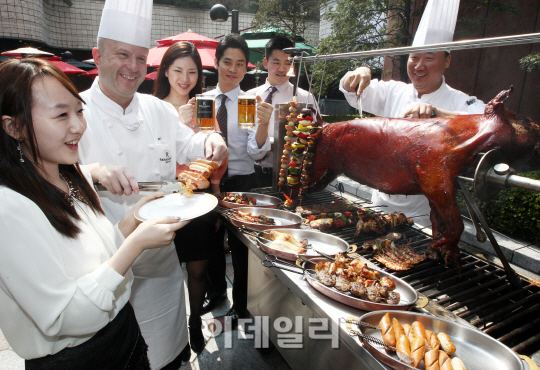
[0,59,188,369]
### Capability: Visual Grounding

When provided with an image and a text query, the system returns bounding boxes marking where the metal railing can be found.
[292,32,540,62]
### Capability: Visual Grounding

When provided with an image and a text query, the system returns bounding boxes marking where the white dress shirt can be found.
[248,79,313,168]
[204,85,270,177]
[339,75,486,227]
[0,168,132,360]
[78,78,203,369]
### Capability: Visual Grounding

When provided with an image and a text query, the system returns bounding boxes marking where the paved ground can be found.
[0,251,291,370]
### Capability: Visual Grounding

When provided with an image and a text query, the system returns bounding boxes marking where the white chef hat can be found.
[98,0,153,49]
[412,0,460,53]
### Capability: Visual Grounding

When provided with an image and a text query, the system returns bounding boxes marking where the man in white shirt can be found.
[248,35,313,188]
[202,34,273,323]
[339,51,485,227]
[77,1,228,368]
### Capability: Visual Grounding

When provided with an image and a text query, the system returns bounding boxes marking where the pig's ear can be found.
[485,85,514,115]
[498,85,514,103]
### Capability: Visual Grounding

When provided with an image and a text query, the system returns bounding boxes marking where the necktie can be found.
[216,94,228,144]
[216,94,228,183]
[264,86,278,104]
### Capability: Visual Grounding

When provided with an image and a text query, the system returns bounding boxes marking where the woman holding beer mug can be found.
[153,41,225,354]
[0,58,188,369]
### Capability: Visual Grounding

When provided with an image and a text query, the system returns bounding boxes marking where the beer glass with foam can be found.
[195,94,215,132]
[237,92,256,129]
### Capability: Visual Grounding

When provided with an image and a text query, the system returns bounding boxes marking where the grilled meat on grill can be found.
[295,202,358,216]
[304,87,540,271]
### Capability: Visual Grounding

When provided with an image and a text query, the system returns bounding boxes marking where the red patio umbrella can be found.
[45,57,85,74]
[82,68,98,78]
[145,71,157,80]
[156,30,219,47]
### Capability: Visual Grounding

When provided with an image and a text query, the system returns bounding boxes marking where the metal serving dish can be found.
[225,207,302,231]
[218,192,281,209]
[357,310,524,370]
[302,258,417,311]
[257,228,349,261]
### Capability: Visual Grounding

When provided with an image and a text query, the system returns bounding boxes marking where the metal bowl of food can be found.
[257,228,349,261]
[356,310,524,370]
[225,207,302,231]
[302,257,418,311]
[218,192,281,209]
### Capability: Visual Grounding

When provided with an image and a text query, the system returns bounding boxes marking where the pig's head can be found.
[486,86,540,172]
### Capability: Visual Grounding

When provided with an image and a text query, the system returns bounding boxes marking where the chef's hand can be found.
[402,104,456,119]
[178,97,195,125]
[205,133,229,161]
[256,95,273,125]
[84,162,139,195]
[342,67,371,96]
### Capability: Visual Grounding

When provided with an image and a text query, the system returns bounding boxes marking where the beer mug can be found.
[195,94,215,132]
[237,92,256,129]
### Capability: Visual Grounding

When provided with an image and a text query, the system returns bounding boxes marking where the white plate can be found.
[134,193,218,221]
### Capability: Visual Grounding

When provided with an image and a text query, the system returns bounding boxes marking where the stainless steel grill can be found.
[247,187,540,360]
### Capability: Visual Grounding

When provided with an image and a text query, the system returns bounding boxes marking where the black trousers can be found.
[206,173,257,313]
[254,164,273,188]
[25,303,149,370]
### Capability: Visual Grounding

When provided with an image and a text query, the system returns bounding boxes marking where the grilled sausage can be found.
[411,336,426,368]
[393,318,405,340]
[396,335,413,366]
[439,350,454,370]
[412,321,430,349]
[426,329,440,351]
[450,357,467,370]
[437,333,456,356]
[402,323,413,342]
[424,348,440,370]
[379,313,396,347]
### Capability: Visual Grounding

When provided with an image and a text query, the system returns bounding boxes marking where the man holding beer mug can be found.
[202,34,274,323]
[248,35,314,187]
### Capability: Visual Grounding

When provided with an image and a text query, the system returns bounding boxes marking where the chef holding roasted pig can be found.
[339,0,486,227]
[77,0,228,368]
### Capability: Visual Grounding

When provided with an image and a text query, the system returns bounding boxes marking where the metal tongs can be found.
[349,329,396,351]
[261,255,317,280]
[95,181,186,194]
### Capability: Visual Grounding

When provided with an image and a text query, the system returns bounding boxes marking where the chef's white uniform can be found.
[79,78,206,369]
[339,76,486,227]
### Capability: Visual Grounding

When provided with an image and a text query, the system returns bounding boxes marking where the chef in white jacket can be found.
[339,0,485,228]
[78,1,228,368]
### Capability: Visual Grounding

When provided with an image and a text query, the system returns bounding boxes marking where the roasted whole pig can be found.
[305,87,540,269]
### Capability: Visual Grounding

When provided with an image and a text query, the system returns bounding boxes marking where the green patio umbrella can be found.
[241,27,314,66]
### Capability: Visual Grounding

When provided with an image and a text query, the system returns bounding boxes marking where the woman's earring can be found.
[16,139,24,163]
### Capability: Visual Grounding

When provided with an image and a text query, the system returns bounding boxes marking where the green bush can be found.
[457,171,540,245]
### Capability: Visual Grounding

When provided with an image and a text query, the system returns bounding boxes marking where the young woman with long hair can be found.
[153,41,227,354]
[0,58,187,369]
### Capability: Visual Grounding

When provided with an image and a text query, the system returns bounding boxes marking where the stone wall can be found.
[0,0,319,50]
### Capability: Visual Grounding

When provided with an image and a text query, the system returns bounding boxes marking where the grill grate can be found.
[251,188,540,360]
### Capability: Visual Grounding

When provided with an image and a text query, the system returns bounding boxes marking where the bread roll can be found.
[426,329,440,351]
[393,318,405,340]
[450,357,467,370]
[411,336,426,368]
[424,348,440,370]
[437,333,456,356]
[396,335,413,365]
[379,313,396,347]
[439,350,454,370]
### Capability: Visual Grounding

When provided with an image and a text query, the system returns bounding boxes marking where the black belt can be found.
[254,164,273,174]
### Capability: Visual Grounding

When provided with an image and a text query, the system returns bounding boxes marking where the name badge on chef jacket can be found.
[156,143,174,180]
